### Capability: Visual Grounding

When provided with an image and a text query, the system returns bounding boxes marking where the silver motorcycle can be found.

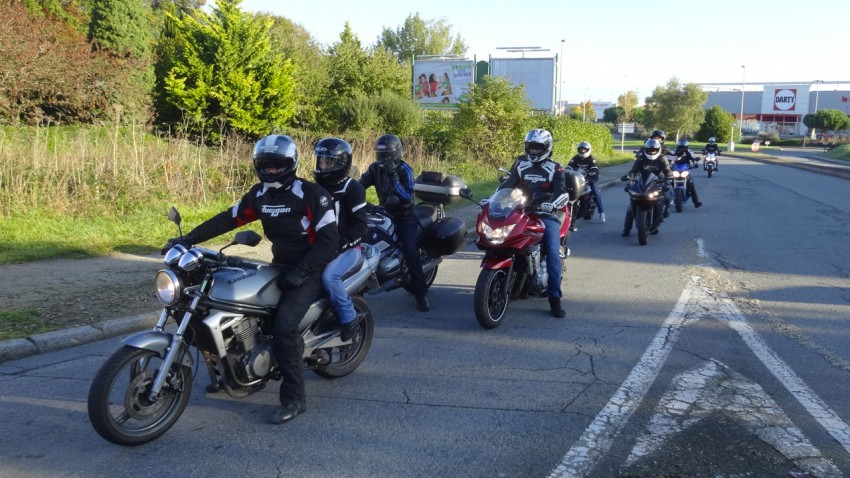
[87,207,378,446]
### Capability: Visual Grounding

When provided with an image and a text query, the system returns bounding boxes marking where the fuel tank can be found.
[209,266,281,307]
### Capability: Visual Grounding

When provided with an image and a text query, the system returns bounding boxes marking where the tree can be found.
[376,13,466,64]
[89,0,152,58]
[696,105,735,142]
[803,109,850,138]
[617,90,639,121]
[160,0,296,141]
[643,78,707,140]
[264,14,328,130]
[320,23,410,132]
[569,101,595,122]
[603,106,625,123]
[449,76,531,166]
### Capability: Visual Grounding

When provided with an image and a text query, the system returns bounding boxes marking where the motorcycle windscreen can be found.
[487,188,527,219]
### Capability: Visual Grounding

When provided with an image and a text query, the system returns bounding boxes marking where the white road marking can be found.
[547,283,697,478]
[549,262,850,477]
[625,359,841,478]
[696,237,707,258]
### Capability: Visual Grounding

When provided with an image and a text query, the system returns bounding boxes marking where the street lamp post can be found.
[738,65,746,139]
[558,40,565,115]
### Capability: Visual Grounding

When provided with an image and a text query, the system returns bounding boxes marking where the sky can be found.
[237,0,849,104]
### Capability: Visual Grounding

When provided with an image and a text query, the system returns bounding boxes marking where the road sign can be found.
[617,123,635,134]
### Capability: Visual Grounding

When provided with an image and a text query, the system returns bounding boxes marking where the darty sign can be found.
[774,88,797,111]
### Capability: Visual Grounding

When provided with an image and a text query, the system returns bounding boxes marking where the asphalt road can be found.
[2,152,850,478]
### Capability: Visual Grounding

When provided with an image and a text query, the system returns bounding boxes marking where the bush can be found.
[536,116,613,162]
[373,91,422,137]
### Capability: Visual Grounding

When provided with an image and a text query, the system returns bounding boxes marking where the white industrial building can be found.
[701,81,850,136]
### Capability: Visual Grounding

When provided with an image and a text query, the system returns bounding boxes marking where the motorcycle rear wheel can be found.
[403,264,438,293]
[474,268,510,329]
[88,345,192,446]
[707,167,713,178]
[674,189,684,213]
[313,296,374,379]
[636,209,650,246]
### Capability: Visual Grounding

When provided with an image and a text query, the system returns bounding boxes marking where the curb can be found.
[0,311,159,363]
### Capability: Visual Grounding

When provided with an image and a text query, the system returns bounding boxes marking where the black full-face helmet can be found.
[374,134,403,173]
[313,137,353,187]
[643,139,662,160]
[253,134,298,185]
[675,138,689,155]
[650,129,667,143]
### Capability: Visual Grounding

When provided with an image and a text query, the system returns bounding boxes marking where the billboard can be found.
[413,60,475,109]
[760,84,809,114]
[489,57,556,112]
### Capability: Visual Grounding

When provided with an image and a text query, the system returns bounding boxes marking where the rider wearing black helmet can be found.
[313,137,368,341]
[359,133,430,312]
[671,139,703,208]
[163,134,339,426]
[622,138,671,237]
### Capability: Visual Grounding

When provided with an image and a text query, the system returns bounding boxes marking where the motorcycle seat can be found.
[414,204,438,230]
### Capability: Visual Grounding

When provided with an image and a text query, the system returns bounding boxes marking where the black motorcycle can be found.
[566,169,594,222]
[87,208,378,446]
[620,171,667,245]
[361,171,468,295]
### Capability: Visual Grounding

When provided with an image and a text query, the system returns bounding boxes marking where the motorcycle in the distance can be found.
[472,188,572,329]
[566,169,594,222]
[361,171,468,296]
[620,171,667,245]
[87,208,378,446]
[670,158,697,213]
[702,151,719,177]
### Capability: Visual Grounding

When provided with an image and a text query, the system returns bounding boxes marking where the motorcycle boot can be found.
[549,297,566,318]
[415,294,430,312]
[339,320,358,342]
[272,401,307,424]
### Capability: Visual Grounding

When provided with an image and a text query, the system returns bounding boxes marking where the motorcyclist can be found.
[162,134,339,425]
[499,128,570,318]
[672,139,703,208]
[621,138,671,237]
[313,137,368,341]
[567,141,605,223]
[703,137,722,171]
[359,133,430,312]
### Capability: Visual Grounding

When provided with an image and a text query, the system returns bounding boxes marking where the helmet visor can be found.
[315,154,344,173]
[578,147,589,154]
[526,142,548,157]
[255,154,294,175]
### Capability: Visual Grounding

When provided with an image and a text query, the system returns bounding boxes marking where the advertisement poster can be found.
[413,60,474,109]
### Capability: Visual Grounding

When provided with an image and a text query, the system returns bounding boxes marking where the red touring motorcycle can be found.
[472,183,577,329]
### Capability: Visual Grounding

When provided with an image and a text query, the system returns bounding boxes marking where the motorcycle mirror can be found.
[497,167,509,174]
[459,188,473,199]
[233,230,262,247]
[167,207,181,226]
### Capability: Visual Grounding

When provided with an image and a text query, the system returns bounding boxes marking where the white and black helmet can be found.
[524,128,554,163]
[577,141,591,159]
[643,139,662,160]
[708,137,716,144]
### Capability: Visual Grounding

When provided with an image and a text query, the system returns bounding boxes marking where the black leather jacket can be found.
[499,155,569,206]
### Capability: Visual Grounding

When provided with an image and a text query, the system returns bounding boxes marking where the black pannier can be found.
[563,170,587,201]
[414,171,468,205]
[423,217,467,256]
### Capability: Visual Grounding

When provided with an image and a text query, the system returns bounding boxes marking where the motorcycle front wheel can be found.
[674,189,684,212]
[313,295,374,379]
[707,167,713,178]
[636,209,650,245]
[88,345,192,446]
[474,268,510,329]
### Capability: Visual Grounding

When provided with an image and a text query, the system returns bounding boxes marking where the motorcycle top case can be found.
[564,170,587,201]
[423,216,467,256]
[414,171,468,205]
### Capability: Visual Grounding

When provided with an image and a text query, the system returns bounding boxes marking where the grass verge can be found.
[0,309,45,341]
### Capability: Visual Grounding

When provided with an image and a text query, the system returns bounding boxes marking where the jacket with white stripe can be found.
[325,177,368,252]
[499,156,569,208]
[182,178,339,273]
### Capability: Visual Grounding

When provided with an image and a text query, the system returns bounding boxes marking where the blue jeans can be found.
[321,247,361,325]
[589,181,604,213]
[541,215,563,299]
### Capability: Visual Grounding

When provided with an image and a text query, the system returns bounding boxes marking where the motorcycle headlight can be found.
[163,244,187,266]
[155,269,181,306]
[177,248,203,272]
[649,191,660,198]
[672,171,681,178]
[480,223,516,245]
[681,171,689,177]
